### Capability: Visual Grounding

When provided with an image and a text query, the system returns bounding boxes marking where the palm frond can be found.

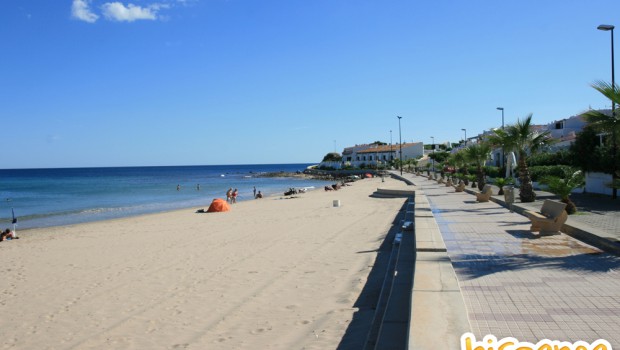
[591,80,620,106]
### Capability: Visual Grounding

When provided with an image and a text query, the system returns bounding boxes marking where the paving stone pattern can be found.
[412,176,620,346]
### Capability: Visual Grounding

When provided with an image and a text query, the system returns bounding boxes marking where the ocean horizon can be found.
[0,163,328,230]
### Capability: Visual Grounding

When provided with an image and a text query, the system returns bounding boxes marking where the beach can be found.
[0,176,407,349]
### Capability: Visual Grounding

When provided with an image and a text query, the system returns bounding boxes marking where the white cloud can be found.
[71,0,99,23]
[101,2,162,22]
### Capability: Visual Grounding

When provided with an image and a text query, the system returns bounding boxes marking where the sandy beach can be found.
[0,176,408,349]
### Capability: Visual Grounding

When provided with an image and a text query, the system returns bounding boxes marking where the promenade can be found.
[397,172,620,347]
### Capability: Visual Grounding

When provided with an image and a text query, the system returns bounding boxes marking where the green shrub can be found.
[484,166,500,178]
[528,150,571,166]
[529,165,578,182]
[322,152,342,162]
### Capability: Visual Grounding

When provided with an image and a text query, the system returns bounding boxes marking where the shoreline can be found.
[9,185,328,234]
[0,176,409,349]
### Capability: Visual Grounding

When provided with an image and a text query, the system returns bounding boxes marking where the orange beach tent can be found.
[207,198,231,213]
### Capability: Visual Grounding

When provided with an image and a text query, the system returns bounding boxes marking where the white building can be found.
[346,142,424,168]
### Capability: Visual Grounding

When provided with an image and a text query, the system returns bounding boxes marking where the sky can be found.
[1,0,619,168]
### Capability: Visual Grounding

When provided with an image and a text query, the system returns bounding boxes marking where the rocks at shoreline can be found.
[256,171,336,181]
[256,171,311,178]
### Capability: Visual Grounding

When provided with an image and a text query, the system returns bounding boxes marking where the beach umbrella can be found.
[207,198,231,213]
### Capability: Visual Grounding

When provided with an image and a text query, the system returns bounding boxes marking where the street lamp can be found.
[431,136,435,173]
[497,107,506,171]
[598,24,617,199]
[496,107,504,129]
[398,116,403,175]
[461,128,467,145]
[390,130,393,163]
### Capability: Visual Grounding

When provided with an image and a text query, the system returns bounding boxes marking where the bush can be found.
[529,165,578,182]
[322,152,342,162]
[569,126,617,173]
[528,150,572,166]
[484,166,500,178]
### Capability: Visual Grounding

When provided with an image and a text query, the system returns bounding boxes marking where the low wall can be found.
[585,172,613,196]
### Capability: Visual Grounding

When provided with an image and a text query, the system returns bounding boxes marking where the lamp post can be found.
[390,130,393,164]
[398,116,403,175]
[598,24,617,199]
[496,107,505,129]
[431,136,435,173]
[461,128,467,145]
[497,107,506,171]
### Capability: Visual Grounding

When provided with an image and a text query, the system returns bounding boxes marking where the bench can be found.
[524,200,567,235]
[475,184,493,202]
[454,181,465,192]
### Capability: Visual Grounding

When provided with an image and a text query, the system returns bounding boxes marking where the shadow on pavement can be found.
[336,201,407,350]
[452,252,620,281]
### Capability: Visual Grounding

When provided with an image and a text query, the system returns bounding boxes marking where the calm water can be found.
[0,164,328,230]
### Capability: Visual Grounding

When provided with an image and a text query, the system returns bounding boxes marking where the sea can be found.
[0,164,330,230]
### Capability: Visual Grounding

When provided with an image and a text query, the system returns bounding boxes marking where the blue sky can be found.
[1,1,619,168]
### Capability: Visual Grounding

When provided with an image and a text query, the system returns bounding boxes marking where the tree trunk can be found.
[477,166,486,191]
[561,197,577,215]
[463,168,469,185]
[518,155,536,202]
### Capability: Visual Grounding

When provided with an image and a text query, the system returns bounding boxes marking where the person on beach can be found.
[1,229,18,241]
[232,189,238,204]
[255,191,263,199]
[253,186,257,198]
[177,184,180,191]
[226,188,233,203]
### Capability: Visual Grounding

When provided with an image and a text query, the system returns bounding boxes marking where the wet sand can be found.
[0,176,407,349]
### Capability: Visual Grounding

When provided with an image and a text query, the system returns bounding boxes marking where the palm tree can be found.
[582,80,620,199]
[488,114,552,202]
[539,170,584,214]
[464,142,491,191]
[452,150,469,185]
[493,177,514,196]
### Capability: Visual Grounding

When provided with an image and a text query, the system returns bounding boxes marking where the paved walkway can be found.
[402,173,620,346]
[462,182,620,254]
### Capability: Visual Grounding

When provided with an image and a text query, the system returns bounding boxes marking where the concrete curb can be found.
[408,190,471,349]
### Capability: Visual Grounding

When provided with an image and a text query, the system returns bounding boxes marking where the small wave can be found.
[80,207,129,214]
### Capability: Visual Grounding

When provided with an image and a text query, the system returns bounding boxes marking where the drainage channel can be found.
[367,195,416,350]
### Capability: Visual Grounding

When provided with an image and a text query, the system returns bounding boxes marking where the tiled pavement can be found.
[406,174,620,346]
[570,193,620,236]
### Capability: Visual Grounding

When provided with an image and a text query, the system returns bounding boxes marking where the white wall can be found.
[585,172,613,195]
[317,161,342,169]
